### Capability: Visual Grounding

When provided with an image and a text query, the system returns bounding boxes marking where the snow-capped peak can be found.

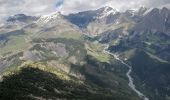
[98,6,117,18]
[42,11,61,19]
[37,12,62,23]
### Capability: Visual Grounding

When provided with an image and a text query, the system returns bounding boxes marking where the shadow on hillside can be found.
[0,67,119,100]
[0,67,90,100]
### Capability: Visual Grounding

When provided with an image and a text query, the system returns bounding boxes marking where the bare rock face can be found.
[134,7,170,35]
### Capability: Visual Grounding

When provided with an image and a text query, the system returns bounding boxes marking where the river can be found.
[103,44,149,100]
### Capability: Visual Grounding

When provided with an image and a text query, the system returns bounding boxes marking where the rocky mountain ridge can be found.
[0,6,170,100]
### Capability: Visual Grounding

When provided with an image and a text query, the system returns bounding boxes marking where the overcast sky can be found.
[0,0,170,20]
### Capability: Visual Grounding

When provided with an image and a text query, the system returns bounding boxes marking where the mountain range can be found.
[0,6,170,100]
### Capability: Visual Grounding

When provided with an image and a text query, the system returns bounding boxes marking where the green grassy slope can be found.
[0,37,141,100]
[0,57,140,100]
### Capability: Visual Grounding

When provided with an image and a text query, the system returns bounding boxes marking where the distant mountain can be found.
[65,6,149,36]
[0,14,38,33]
[133,7,170,35]
[65,6,119,28]
[7,14,38,23]
[65,6,124,36]
[23,12,82,39]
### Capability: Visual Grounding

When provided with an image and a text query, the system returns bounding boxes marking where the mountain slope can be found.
[122,49,170,100]
[0,11,142,99]
[66,6,130,36]
[24,12,83,39]
[0,6,170,100]
[65,6,118,28]
[0,40,141,100]
[0,14,38,33]
[133,7,170,35]
[105,7,170,100]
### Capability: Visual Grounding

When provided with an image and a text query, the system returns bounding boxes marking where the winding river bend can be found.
[103,44,149,100]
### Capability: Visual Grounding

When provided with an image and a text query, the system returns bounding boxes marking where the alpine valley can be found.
[0,6,170,100]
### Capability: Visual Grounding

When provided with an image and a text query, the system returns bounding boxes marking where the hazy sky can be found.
[0,0,170,20]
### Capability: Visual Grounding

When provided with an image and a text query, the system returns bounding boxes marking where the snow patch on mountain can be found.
[97,6,118,19]
[37,12,62,23]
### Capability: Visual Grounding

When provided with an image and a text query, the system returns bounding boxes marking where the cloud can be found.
[0,0,170,21]
[57,0,108,14]
[58,0,170,14]
[0,0,57,20]
[56,0,64,8]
